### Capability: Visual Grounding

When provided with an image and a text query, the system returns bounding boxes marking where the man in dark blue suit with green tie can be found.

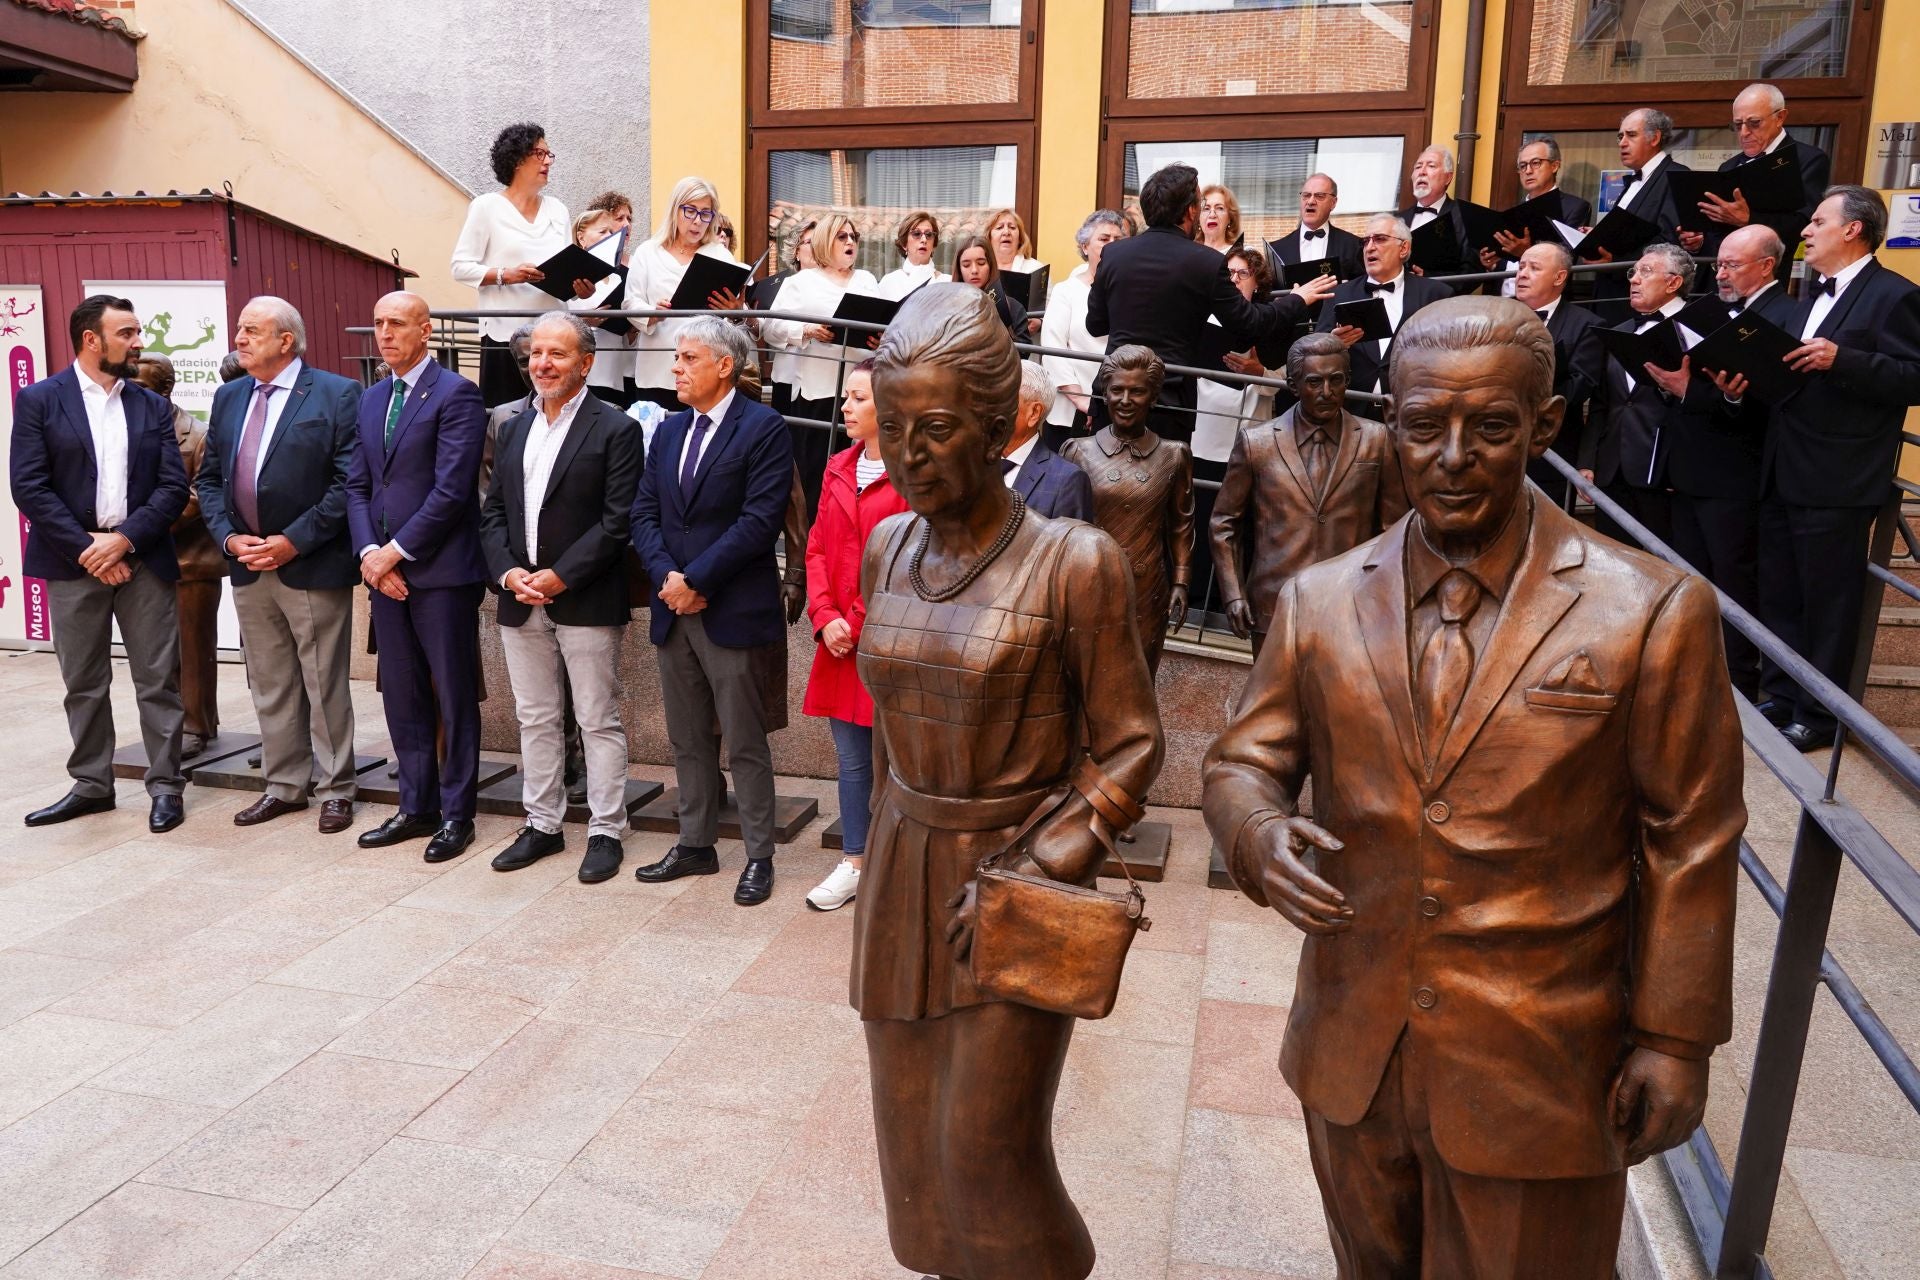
[345,292,489,861]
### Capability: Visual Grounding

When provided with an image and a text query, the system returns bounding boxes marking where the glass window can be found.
[1121,136,1405,242]
[1521,123,1837,215]
[1524,0,1853,87]
[767,144,1021,275]
[769,1,1025,111]
[1125,0,1414,99]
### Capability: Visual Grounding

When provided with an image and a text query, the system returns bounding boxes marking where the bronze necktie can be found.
[1302,430,1332,501]
[1418,569,1481,767]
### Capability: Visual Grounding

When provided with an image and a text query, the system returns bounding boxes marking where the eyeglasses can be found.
[836,230,861,244]
[530,147,555,161]
[1515,158,1553,171]
[1227,267,1253,281]
[678,205,716,224]
[1628,265,1678,279]
[908,228,937,240]
[1714,256,1770,273]
[1360,233,1404,246]
[1731,114,1781,133]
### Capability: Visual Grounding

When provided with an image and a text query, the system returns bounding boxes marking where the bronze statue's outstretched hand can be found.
[944,881,979,962]
[1224,598,1254,640]
[1255,816,1352,935]
[1612,1047,1709,1163]
[1167,584,1190,628]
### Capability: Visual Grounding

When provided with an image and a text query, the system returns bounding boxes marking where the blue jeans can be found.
[829,717,874,856]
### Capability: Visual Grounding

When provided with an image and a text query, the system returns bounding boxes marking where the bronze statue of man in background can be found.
[136,354,223,758]
[1209,331,1408,656]
[1203,297,1745,1277]
[1061,345,1193,674]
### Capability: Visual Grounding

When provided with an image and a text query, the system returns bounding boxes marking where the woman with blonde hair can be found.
[762,212,881,511]
[1196,184,1241,253]
[625,175,738,410]
[984,207,1042,274]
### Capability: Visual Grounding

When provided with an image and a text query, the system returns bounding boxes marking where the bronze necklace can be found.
[909,490,1027,603]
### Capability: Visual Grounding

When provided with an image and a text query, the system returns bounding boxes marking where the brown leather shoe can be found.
[317,799,355,834]
[233,794,309,827]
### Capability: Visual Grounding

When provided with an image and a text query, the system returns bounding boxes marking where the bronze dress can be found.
[851,510,1163,1280]
[1059,426,1194,673]
[169,406,224,741]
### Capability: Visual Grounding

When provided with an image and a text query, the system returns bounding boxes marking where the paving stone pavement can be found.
[0,649,1912,1278]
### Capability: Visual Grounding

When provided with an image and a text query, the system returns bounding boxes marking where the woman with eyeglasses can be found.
[713,213,738,257]
[1195,246,1280,497]
[951,235,1029,340]
[760,220,818,422]
[879,211,942,301]
[762,212,881,512]
[1196,184,1243,255]
[451,121,573,406]
[625,176,739,411]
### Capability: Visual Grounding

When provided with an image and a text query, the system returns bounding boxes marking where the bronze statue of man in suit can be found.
[1209,332,1408,655]
[1203,296,1745,1277]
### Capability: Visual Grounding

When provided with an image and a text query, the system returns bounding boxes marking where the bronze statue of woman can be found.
[1060,345,1195,673]
[853,283,1165,1280]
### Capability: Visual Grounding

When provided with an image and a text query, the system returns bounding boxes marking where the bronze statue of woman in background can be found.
[1061,346,1194,673]
[853,283,1164,1280]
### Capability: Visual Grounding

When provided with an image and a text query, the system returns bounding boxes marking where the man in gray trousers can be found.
[629,317,794,905]
[12,295,190,832]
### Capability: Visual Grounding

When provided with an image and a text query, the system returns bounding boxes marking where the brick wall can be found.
[770,21,1020,111]
[1125,8,1411,98]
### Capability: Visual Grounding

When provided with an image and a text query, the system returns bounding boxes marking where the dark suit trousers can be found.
[1758,498,1879,732]
[1670,494,1761,698]
[371,584,484,820]
[1304,1035,1626,1280]
[46,563,185,798]
[1596,480,1671,549]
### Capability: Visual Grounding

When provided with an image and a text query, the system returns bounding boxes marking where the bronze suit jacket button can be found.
[1426,800,1450,823]
[1414,987,1437,1010]
[1419,896,1441,918]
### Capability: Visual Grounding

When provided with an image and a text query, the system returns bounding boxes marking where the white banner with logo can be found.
[1,285,52,646]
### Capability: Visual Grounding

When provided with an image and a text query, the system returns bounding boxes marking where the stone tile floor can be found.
[0,649,1912,1278]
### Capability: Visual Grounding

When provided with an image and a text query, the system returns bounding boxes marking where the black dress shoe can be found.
[149,794,184,833]
[633,844,719,882]
[424,820,476,863]
[357,811,442,848]
[1780,722,1835,753]
[734,858,774,906]
[492,826,565,872]
[578,834,624,883]
[24,790,115,827]
[1754,698,1795,729]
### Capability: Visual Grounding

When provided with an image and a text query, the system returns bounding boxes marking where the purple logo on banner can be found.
[8,343,49,641]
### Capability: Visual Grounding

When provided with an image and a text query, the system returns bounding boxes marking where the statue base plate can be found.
[628,788,818,844]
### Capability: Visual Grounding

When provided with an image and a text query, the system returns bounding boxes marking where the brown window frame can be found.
[1098,111,1435,217]
[747,0,1045,130]
[1498,0,1884,108]
[1486,100,1872,212]
[1101,0,1441,120]
[745,121,1042,272]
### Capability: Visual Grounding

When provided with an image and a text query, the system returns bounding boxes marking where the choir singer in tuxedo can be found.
[1511,243,1603,508]
[1314,215,1452,398]
[1681,83,1831,282]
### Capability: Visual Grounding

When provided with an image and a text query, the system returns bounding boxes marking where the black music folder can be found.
[668,253,752,312]
[829,290,903,347]
[1277,255,1350,287]
[1501,191,1573,247]
[1688,309,1808,403]
[1333,296,1394,343]
[1669,146,1809,234]
[1560,204,1661,262]
[1197,322,1287,374]
[532,243,618,300]
[1408,216,1462,276]
[1596,319,1686,373]
[1000,264,1051,313]
[1674,294,1738,341]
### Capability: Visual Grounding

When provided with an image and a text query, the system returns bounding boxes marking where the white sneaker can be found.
[806,858,861,911]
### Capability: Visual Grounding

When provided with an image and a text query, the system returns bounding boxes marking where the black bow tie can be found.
[1625,168,1643,183]
[1535,309,1550,321]
[1366,280,1396,294]
[1812,275,1837,298]
[1303,228,1326,241]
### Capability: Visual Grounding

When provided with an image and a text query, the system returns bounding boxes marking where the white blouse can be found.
[1038,265,1102,428]
[450,192,572,343]
[878,261,940,300]
[761,267,882,403]
[1193,317,1277,464]
[1005,253,1044,274]
[626,239,739,391]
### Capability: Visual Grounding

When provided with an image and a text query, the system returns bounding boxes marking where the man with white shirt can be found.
[1396,146,1486,277]
[11,295,190,832]
[1314,214,1452,399]
[1585,243,1712,545]
[1612,108,1689,238]
[480,312,641,884]
[1514,243,1605,507]
[1683,84,1831,276]
[199,297,364,833]
[1270,174,1365,283]
[1005,362,1094,520]
[1753,186,1920,750]
[1487,139,1595,267]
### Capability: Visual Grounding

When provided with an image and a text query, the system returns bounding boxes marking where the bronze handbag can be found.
[970,759,1152,1021]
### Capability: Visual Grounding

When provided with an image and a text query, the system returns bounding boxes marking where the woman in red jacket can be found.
[803,359,909,911]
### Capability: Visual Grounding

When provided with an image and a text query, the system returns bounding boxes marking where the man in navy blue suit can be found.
[11,295,190,833]
[630,316,795,905]
[345,292,489,861]
[199,297,364,835]
[1008,362,1093,520]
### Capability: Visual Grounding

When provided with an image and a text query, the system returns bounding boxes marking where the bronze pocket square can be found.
[1526,651,1618,713]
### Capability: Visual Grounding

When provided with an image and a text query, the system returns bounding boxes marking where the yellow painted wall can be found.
[0,0,472,308]
[649,3,746,232]
[1034,0,1105,270]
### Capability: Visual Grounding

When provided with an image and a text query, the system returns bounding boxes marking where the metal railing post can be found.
[1846,492,1904,706]
[1714,812,1845,1279]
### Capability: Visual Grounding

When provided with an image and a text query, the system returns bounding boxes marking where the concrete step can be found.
[1865,663,1920,727]
[1882,559,1920,610]
[1873,608,1920,667]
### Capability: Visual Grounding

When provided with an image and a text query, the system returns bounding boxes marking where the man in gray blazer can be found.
[199,297,364,833]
